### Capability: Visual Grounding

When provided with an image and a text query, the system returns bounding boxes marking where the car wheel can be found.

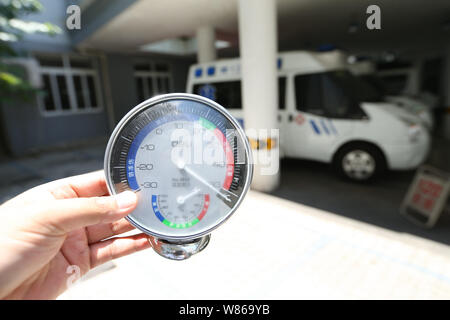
[334,143,385,182]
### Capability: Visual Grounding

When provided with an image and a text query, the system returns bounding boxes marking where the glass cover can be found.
[105,95,252,241]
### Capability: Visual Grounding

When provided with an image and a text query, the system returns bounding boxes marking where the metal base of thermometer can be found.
[148,235,211,260]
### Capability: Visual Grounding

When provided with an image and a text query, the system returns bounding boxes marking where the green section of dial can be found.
[163,218,200,229]
[199,117,216,130]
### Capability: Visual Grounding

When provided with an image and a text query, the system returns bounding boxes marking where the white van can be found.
[348,60,435,130]
[186,51,430,182]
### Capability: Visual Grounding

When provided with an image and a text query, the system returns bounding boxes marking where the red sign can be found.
[412,178,443,211]
[401,166,450,228]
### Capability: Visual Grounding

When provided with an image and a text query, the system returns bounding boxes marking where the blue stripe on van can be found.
[320,119,330,135]
[328,120,338,135]
[195,68,202,77]
[309,120,321,135]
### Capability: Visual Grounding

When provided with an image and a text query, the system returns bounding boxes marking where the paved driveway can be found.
[59,191,450,299]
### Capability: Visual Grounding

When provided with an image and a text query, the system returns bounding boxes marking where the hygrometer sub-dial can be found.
[152,192,211,229]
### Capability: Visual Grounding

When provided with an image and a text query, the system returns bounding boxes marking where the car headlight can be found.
[408,124,421,142]
[398,116,421,142]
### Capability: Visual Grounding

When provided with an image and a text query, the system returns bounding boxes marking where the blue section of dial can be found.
[126,158,138,190]
[151,194,165,222]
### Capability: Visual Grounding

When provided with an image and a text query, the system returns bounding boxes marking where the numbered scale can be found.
[104,94,253,260]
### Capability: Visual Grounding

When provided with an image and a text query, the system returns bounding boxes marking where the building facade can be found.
[1,0,193,156]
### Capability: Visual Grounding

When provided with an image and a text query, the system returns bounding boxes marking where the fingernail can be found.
[116,191,137,210]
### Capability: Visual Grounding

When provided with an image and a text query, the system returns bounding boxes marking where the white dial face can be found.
[106,97,251,240]
[133,119,229,231]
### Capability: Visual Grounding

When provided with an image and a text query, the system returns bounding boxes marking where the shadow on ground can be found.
[271,157,450,246]
[0,141,106,203]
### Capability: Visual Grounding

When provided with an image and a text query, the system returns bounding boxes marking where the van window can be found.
[295,74,323,115]
[295,71,372,119]
[332,70,381,103]
[322,73,352,117]
[194,77,286,110]
[193,81,242,109]
[278,77,286,110]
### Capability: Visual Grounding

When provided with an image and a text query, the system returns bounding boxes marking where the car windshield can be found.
[330,70,383,103]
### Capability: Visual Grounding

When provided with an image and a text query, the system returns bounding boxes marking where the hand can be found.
[0,171,151,300]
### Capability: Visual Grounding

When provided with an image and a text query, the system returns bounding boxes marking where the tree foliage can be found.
[0,0,60,100]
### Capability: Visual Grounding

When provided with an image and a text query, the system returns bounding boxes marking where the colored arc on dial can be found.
[152,194,210,229]
[200,117,235,190]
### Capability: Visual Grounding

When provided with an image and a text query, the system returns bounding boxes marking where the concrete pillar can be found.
[405,58,423,96]
[238,0,279,192]
[444,46,450,107]
[405,59,422,96]
[196,26,216,63]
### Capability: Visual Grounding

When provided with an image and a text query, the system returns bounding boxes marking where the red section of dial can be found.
[197,194,210,221]
[213,128,235,190]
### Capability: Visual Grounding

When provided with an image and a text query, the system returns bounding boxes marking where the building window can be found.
[134,61,172,101]
[37,54,103,115]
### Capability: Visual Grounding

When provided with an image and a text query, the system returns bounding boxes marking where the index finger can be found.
[56,170,110,198]
[33,170,110,200]
[1,171,111,208]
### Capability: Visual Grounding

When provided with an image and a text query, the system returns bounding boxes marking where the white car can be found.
[349,61,435,130]
[187,51,430,182]
[385,95,434,130]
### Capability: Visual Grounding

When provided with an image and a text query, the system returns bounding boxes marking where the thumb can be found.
[34,191,138,235]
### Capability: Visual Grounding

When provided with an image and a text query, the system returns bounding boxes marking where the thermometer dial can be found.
[104,93,252,243]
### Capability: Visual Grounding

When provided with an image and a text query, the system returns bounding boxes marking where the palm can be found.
[10,230,89,299]
[1,171,150,300]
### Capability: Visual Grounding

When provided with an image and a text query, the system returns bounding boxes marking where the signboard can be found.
[400,166,450,228]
